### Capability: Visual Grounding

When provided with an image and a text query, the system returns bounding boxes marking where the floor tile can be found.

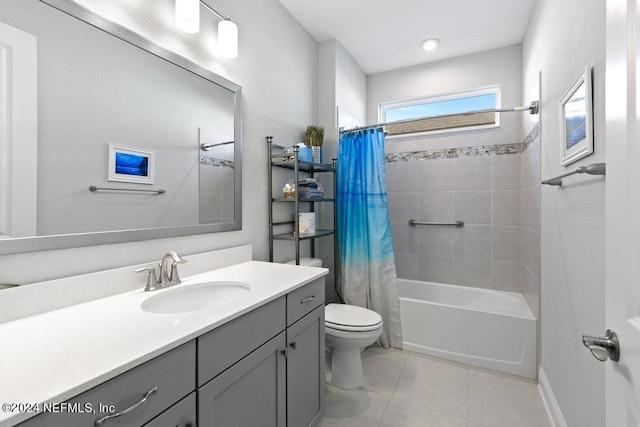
[361,347,408,396]
[319,384,390,427]
[468,367,551,427]
[380,398,467,427]
[321,348,552,427]
[392,353,469,419]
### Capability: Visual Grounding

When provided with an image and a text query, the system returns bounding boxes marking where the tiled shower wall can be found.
[387,145,524,293]
[521,123,541,316]
[199,160,235,224]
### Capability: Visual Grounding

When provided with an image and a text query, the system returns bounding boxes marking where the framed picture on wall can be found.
[108,143,155,184]
[559,66,593,166]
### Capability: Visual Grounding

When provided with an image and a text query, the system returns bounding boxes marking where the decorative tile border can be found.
[385,121,540,163]
[522,122,540,152]
[385,142,522,163]
[200,156,235,168]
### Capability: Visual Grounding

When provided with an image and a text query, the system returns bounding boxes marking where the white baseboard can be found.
[538,367,568,427]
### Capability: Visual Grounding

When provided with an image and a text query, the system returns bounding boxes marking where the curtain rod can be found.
[339,101,540,134]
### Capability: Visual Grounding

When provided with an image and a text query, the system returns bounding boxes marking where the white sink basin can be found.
[141,281,251,314]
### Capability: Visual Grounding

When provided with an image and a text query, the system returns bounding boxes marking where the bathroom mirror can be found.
[0,0,242,256]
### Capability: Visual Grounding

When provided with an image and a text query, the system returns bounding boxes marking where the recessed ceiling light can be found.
[421,38,440,51]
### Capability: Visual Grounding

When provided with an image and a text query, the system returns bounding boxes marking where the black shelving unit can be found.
[267,136,338,283]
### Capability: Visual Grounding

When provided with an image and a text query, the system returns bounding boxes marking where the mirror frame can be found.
[0,0,242,256]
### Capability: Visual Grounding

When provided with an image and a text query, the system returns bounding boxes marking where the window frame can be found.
[379,85,502,138]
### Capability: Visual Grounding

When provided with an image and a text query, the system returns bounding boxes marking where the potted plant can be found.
[305,125,324,163]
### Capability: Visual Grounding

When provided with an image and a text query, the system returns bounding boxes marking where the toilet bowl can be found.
[324,303,383,389]
[286,258,384,389]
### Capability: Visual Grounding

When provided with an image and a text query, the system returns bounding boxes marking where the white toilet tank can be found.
[285,258,323,267]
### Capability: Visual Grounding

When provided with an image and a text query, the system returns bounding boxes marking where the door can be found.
[287,305,325,427]
[0,21,37,238]
[605,0,640,424]
[198,332,287,427]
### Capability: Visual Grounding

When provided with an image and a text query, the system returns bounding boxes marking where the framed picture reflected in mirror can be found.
[560,66,593,166]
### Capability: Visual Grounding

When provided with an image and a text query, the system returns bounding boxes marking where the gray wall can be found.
[0,0,318,285]
[523,0,606,425]
[370,45,524,293]
[317,39,368,302]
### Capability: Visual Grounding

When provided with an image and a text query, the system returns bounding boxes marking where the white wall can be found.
[0,0,317,287]
[523,0,606,425]
[368,44,523,152]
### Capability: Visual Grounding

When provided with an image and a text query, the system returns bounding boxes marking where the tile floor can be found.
[319,347,552,427]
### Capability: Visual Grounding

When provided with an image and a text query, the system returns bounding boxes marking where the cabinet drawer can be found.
[198,296,286,386]
[144,392,196,427]
[19,340,195,427]
[286,278,325,326]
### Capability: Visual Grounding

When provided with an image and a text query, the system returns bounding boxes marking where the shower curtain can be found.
[336,127,402,348]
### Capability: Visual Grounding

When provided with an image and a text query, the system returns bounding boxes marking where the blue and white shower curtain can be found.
[337,127,402,348]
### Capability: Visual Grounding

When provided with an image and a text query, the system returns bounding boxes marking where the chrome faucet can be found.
[134,251,187,291]
[159,251,186,287]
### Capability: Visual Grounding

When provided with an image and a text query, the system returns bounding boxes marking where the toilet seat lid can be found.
[325,303,383,331]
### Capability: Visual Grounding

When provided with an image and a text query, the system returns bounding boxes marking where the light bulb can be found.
[175,0,200,34]
[421,38,440,51]
[218,19,238,59]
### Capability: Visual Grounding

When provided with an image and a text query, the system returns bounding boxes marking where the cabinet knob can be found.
[290,341,297,350]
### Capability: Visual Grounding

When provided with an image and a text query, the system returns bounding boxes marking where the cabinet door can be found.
[287,305,325,427]
[198,332,286,427]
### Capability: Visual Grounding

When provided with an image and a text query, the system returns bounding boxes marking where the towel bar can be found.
[541,163,606,186]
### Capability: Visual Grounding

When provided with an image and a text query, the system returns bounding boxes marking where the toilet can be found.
[286,258,384,389]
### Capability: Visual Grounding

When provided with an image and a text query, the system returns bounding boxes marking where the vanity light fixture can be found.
[175,0,239,59]
[421,38,440,51]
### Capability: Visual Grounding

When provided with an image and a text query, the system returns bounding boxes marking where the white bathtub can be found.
[397,279,536,379]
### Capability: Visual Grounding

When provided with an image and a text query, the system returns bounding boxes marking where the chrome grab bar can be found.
[541,162,606,186]
[89,186,166,194]
[408,219,464,228]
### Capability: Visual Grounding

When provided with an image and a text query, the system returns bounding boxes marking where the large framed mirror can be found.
[0,0,242,256]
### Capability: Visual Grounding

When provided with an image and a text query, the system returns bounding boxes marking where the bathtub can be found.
[397,279,536,379]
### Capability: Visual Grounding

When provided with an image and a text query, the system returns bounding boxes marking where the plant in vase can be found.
[305,125,324,163]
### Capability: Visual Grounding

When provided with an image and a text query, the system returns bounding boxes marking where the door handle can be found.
[582,329,620,362]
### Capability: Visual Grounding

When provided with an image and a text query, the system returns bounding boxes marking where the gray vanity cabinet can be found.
[197,279,325,427]
[17,279,325,427]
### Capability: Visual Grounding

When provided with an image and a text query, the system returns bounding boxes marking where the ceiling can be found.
[277,0,536,75]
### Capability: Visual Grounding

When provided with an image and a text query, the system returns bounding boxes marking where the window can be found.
[379,86,501,137]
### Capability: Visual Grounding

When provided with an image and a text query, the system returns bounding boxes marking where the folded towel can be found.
[298,187,324,199]
[298,182,318,188]
[298,177,317,185]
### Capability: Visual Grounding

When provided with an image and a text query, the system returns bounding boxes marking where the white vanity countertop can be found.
[0,260,327,426]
